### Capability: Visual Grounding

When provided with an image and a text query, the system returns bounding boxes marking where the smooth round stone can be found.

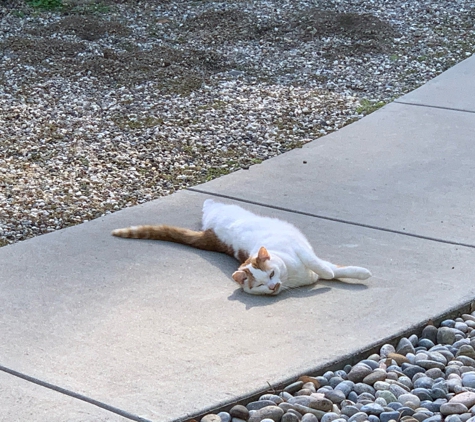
[376,390,397,404]
[361,360,380,370]
[260,395,284,404]
[402,364,425,379]
[412,388,433,401]
[424,416,442,422]
[445,416,463,422]
[438,327,457,345]
[231,405,250,419]
[450,391,475,408]
[397,338,416,356]
[447,378,463,392]
[390,384,409,398]
[364,370,387,385]
[398,376,413,389]
[282,413,300,422]
[280,392,294,401]
[279,403,296,413]
[418,338,436,349]
[429,351,449,365]
[458,357,475,368]
[321,413,340,422]
[417,360,446,371]
[287,410,304,420]
[324,372,335,380]
[248,401,277,411]
[324,389,346,404]
[456,322,469,333]
[448,368,462,378]
[387,353,409,365]
[380,344,397,358]
[430,345,455,360]
[462,373,475,389]
[358,392,376,402]
[422,325,439,344]
[335,381,355,397]
[295,389,312,396]
[347,412,369,422]
[360,403,385,415]
[258,419,275,422]
[421,400,443,412]
[380,411,400,422]
[400,418,418,422]
[301,415,319,422]
[202,414,221,422]
[335,370,349,379]
[285,382,305,394]
[288,396,332,411]
[341,405,360,417]
[387,402,403,410]
[344,364,353,373]
[414,376,434,389]
[347,364,373,383]
[408,334,419,346]
[412,410,433,422]
[374,381,390,391]
[218,412,232,422]
[441,402,469,415]
[348,391,358,403]
[399,406,415,417]
[431,387,449,400]
[315,377,329,387]
[330,377,345,388]
[426,368,446,380]
[398,393,421,408]
[441,320,457,328]
[354,383,375,395]
[368,416,379,422]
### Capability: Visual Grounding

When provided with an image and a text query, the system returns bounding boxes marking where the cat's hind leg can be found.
[297,249,335,279]
[326,262,372,280]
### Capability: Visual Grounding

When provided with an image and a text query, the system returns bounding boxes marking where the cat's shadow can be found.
[227,279,368,310]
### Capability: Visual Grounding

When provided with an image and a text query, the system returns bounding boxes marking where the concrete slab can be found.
[1,190,475,421]
[192,102,475,247]
[395,54,475,112]
[0,370,129,422]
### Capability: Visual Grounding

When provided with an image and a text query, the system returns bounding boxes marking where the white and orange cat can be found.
[112,199,371,295]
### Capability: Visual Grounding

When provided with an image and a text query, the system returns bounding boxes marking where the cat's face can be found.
[232,247,285,295]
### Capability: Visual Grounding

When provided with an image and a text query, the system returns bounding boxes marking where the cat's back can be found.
[202,200,310,251]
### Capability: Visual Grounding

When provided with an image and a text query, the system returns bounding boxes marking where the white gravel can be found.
[0,0,474,246]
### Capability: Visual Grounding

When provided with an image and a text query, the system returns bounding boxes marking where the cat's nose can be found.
[270,282,281,292]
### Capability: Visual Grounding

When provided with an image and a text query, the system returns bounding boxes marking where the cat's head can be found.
[232,247,285,295]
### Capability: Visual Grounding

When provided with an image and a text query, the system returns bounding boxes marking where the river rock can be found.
[248,401,277,411]
[359,402,385,415]
[335,381,354,397]
[380,411,400,422]
[380,344,397,358]
[281,413,299,422]
[249,406,284,422]
[323,389,346,404]
[363,369,387,385]
[449,392,475,408]
[285,382,305,394]
[320,412,340,422]
[300,415,318,422]
[347,412,369,422]
[398,393,421,408]
[387,352,410,365]
[347,364,373,383]
[440,403,469,415]
[462,373,475,389]
[422,325,439,344]
[438,327,457,345]
[397,338,416,355]
[201,414,221,422]
[230,405,250,420]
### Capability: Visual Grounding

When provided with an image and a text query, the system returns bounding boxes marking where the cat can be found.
[112,199,372,296]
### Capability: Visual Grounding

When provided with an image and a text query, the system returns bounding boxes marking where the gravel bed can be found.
[200,314,475,422]
[1,0,474,246]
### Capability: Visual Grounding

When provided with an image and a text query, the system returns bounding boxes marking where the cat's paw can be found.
[319,265,335,279]
[356,268,372,280]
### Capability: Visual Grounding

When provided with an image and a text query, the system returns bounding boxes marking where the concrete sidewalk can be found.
[0,55,474,422]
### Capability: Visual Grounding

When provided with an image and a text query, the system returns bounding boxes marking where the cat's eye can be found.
[269,270,275,278]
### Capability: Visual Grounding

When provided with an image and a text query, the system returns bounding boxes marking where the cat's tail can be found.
[329,264,372,280]
[111,225,232,255]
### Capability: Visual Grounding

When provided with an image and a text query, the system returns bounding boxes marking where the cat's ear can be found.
[257,246,270,262]
[232,270,247,286]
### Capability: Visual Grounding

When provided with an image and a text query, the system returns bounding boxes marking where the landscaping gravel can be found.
[200,314,475,422]
[1,0,474,246]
